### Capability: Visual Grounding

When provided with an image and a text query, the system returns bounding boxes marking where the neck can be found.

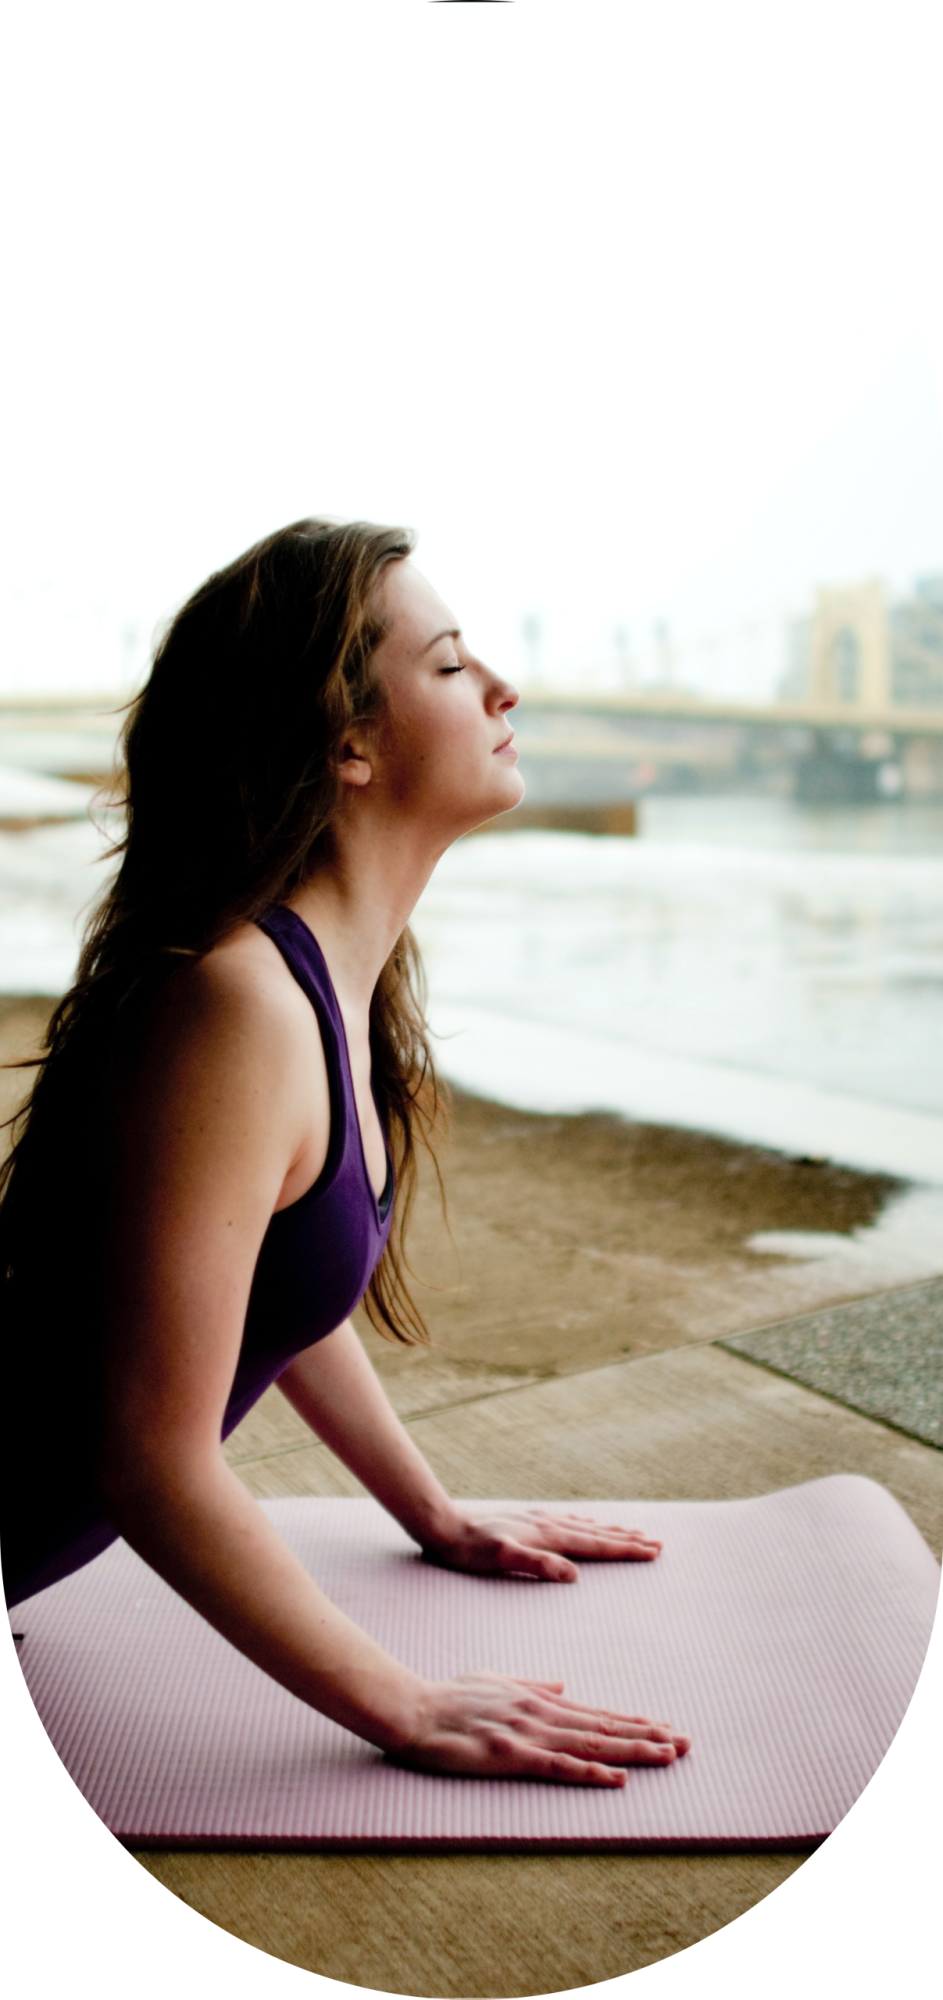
[288,808,449,1018]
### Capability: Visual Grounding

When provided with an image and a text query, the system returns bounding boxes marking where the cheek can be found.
[386,697,470,779]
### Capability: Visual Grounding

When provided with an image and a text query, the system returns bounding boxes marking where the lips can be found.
[494,733,518,756]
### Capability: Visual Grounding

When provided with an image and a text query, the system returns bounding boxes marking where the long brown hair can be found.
[0,517,445,1344]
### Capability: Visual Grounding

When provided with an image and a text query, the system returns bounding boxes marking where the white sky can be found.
[2,0,942,698]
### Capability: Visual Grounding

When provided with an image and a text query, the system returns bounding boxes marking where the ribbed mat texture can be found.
[11,1477,940,1849]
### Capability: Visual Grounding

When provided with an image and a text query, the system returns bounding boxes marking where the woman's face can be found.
[359,559,525,835]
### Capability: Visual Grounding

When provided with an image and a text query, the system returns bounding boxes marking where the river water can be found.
[413,795,943,1171]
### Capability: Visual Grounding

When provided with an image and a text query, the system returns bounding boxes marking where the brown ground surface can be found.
[5,1001,941,1996]
[0,997,49,1141]
[350,1086,902,1402]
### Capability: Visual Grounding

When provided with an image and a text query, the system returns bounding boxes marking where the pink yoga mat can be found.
[10,1477,940,1849]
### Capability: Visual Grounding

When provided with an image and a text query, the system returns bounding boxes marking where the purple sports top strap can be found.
[221,906,394,1433]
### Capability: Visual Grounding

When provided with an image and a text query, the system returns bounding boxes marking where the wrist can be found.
[411,1496,470,1561]
[351,1663,430,1756]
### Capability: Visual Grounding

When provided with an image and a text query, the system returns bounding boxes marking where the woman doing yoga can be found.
[1,519,690,1784]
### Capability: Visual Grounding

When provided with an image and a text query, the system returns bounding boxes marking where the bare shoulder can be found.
[155,923,313,1062]
[187,920,304,1012]
[112,922,329,1206]
[120,921,326,1128]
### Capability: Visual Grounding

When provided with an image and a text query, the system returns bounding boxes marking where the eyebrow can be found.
[420,627,461,654]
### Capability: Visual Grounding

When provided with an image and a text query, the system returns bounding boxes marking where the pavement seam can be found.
[229,1286,943,1469]
[710,1343,943,1453]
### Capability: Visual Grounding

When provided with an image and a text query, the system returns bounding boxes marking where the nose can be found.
[486,670,519,713]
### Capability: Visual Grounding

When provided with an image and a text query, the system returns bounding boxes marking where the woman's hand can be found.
[421,1508,663,1583]
[394,1673,690,1784]
[279,1337,660,1584]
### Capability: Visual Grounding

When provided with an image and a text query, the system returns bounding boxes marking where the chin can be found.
[438,763,524,841]
[463,772,526,834]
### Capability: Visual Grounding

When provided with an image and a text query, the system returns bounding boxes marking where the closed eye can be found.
[439,661,465,674]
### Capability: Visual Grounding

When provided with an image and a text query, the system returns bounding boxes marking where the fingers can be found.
[433,1510,664,1584]
[505,1677,567,1692]
[523,1512,663,1560]
[489,1526,660,1581]
[395,1673,691,1786]
[522,1722,684,1764]
[500,1746,629,1788]
[497,1543,579,1583]
[464,1675,691,1755]
[487,1511,663,1564]
[531,1704,691,1752]
[495,1537,656,1582]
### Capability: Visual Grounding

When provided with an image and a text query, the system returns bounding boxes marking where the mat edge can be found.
[122,1835,826,1856]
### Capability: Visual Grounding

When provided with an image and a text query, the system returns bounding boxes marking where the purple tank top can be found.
[222,906,394,1434]
[3,907,393,1606]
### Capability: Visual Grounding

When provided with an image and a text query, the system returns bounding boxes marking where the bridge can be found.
[1,679,942,818]
[510,687,943,808]
[514,686,943,733]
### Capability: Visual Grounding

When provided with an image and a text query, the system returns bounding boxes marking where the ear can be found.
[336,738,374,789]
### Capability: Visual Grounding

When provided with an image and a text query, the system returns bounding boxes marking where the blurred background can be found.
[1,0,942,1193]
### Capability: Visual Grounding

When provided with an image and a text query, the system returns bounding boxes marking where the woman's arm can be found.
[278,1322,463,1548]
[97,934,687,1779]
[279,1323,665,1578]
[97,938,423,1745]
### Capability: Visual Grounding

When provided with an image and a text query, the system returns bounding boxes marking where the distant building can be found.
[782,576,943,711]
